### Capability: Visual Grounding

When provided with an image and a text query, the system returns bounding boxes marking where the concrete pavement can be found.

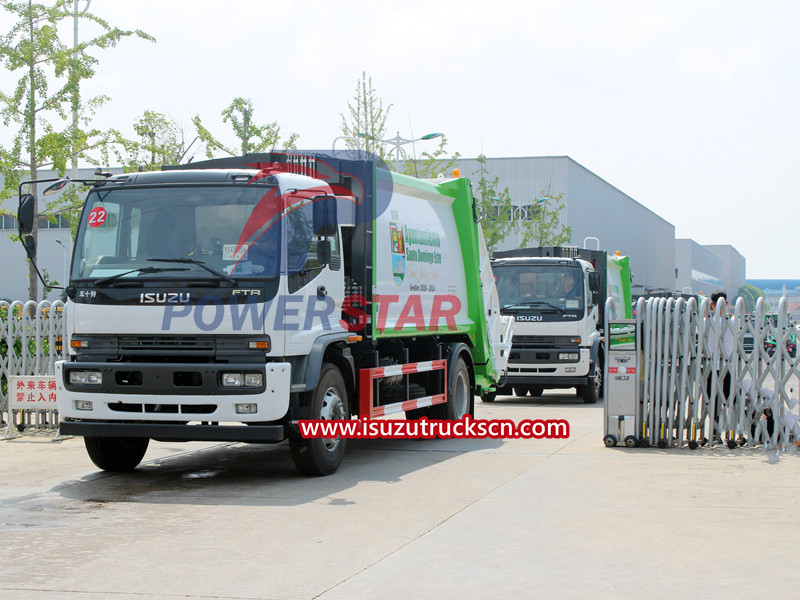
[1,391,797,600]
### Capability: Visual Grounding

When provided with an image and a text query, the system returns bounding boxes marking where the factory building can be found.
[450,156,745,300]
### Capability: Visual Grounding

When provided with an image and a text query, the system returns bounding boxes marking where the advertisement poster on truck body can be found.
[374,180,468,336]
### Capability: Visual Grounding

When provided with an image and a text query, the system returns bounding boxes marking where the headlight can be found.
[69,370,102,385]
[245,373,263,387]
[558,353,579,361]
[222,373,244,387]
[221,372,263,388]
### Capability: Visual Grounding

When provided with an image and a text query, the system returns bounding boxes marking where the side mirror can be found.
[312,195,338,237]
[316,239,331,265]
[588,271,600,292]
[18,194,35,235]
[43,178,70,196]
[22,234,36,259]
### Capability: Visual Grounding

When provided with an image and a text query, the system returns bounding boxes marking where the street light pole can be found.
[357,131,444,172]
[55,239,69,288]
[65,0,92,181]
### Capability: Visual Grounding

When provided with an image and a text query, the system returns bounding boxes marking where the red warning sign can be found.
[87,206,107,227]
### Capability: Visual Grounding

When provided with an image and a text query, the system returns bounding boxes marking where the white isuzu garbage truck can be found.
[16,152,512,475]
[488,245,631,404]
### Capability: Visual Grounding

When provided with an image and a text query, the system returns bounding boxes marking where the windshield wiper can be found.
[148,257,236,285]
[95,266,190,286]
[503,301,567,314]
[299,264,325,277]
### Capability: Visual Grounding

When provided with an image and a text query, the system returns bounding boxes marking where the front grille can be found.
[108,401,217,414]
[512,336,579,350]
[117,336,215,355]
[72,334,265,361]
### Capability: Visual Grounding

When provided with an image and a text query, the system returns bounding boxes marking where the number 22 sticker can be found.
[87,206,106,227]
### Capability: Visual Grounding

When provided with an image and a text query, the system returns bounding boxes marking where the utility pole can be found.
[67,0,92,181]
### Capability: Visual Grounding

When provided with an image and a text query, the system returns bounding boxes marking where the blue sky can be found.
[1,0,797,278]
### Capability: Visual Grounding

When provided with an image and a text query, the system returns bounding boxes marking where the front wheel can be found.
[290,363,350,476]
[84,436,149,472]
[580,361,602,404]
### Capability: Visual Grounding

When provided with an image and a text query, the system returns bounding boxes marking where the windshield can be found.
[72,185,284,281]
[494,264,585,311]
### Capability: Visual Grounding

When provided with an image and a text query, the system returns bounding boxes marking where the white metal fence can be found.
[616,295,799,451]
[1,300,65,433]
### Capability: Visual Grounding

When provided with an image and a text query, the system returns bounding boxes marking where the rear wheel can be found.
[290,363,350,476]
[84,436,149,472]
[513,386,529,398]
[529,385,543,397]
[481,391,496,403]
[431,355,473,420]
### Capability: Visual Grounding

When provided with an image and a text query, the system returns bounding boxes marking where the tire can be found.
[450,357,474,419]
[431,356,473,420]
[529,385,543,398]
[513,386,529,398]
[84,436,149,472]
[481,391,496,403]
[580,362,602,404]
[290,363,350,476]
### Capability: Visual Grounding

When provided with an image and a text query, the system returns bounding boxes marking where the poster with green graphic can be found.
[607,254,633,348]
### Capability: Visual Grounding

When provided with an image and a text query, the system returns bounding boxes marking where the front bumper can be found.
[504,347,591,386]
[59,420,285,442]
[56,360,291,423]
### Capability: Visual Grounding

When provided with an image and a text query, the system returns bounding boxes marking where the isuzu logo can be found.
[516,315,543,322]
[140,292,191,304]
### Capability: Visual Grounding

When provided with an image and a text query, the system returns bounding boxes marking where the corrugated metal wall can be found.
[705,244,746,300]
[675,239,724,297]
[565,160,675,294]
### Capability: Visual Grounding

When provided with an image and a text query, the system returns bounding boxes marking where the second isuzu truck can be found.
[488,245,631,404]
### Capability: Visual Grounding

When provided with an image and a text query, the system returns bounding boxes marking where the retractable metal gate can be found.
[1,300,64,439]
[603,296,799,451]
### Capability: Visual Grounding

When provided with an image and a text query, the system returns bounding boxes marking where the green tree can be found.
[401,136,460,179]
[521,193,572,248]
[193,97,298,159]
[472,154,515,251]
[738,284,768,312]
[471,155,571,252]
[117,110,197,171]
[339,71,391,161]
[0,0,153,300]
